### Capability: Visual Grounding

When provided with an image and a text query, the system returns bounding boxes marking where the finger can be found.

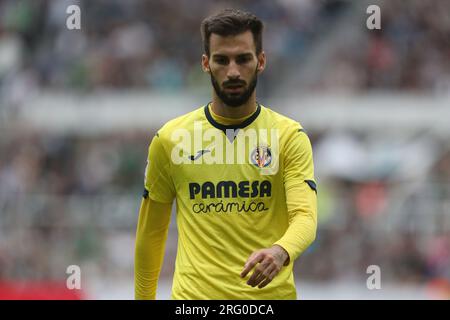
[241,258,259,279]
[257,275,273,289]
[253,265,276,287]
[241,253,263,278]
[252,269,271,287]
[246,267,262,286]
[258,268,279,289]
[248,271,263,287]
[244,251,261,268]
[247,259,272,286]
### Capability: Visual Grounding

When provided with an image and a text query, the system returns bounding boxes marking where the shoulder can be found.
[260,104,307,137]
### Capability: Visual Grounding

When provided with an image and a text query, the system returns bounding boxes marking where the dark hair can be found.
[200,8,264,57]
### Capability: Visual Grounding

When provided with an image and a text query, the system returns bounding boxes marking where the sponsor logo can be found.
[189,180,271,199]
[188,180,272,214]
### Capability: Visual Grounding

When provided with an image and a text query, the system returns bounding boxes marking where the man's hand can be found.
[240,245,290,289]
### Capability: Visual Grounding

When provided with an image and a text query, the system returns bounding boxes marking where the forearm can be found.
[274,181,317,263]
[134,197,172,300]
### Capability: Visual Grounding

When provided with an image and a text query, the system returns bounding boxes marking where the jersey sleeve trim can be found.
[305,180,317,193]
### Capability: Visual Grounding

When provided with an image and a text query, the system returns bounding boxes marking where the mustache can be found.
[223,80,247,88]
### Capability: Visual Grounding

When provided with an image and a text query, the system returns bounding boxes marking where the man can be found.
[135,8,317,300]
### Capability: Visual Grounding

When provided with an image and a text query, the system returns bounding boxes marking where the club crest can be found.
[250,145,272,168]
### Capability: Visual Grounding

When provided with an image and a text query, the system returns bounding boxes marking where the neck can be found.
[211,93,257,119]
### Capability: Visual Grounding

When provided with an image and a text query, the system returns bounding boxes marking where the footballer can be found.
[134,8,317,300]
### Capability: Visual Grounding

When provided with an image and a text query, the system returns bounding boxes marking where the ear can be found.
[256,51,266,74]
[202,54,210,73]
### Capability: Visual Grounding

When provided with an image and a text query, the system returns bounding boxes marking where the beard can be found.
[210,67,258,108]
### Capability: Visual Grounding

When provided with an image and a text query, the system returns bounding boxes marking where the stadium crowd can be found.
[0,0,449,298]
[1,0,448,99]
[0,0,346,98]
[316,0,450,93]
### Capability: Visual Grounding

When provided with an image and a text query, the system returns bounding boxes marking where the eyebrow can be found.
[212,53,254,59]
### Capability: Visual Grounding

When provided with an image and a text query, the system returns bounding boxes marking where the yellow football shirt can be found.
[141,102,317,299]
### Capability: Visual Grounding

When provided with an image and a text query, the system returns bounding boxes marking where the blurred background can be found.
[0,0,449,299]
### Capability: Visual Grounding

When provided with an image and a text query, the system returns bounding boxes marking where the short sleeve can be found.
[143,134,176,203]
[283,128,317,192]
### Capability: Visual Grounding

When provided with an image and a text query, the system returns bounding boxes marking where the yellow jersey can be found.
[141,102,317,299]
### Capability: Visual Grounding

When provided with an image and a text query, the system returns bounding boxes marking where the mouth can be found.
[224,85,245,93]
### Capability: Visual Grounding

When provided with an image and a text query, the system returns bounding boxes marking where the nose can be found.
[227,61,240,80]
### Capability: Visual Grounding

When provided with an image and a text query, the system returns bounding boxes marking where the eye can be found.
[214,57,228,65]
[236,55,252,64]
